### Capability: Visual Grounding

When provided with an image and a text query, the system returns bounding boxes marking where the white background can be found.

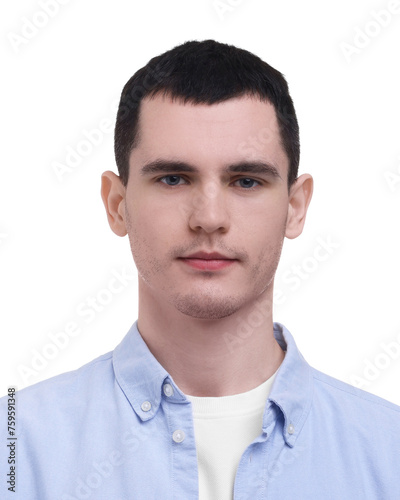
[1,0,399,404]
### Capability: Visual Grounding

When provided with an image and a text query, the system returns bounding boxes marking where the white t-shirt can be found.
[186,370,278,500]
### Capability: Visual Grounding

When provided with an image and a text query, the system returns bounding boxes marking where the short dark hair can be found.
[114,40,300,187]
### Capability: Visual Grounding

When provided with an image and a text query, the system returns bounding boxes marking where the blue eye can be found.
[235,178,260,189]
[159,175,186,186]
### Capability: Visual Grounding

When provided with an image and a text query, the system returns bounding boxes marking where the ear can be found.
[285,174,313,239]
[100,170,127,237]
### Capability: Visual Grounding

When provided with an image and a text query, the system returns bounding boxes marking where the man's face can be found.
[123,94,291,320]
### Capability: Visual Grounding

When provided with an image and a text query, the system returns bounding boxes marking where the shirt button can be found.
[172,430,185,443]
[163,383,174,397]
[287,423,295,435]
[141,401,152,412]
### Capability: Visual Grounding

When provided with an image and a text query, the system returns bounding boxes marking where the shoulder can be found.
[0,351,114,417]
[310,366,400,425]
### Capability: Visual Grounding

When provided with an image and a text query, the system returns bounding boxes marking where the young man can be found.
[1,40,399,499]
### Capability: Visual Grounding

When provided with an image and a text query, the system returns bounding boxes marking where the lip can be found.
[179,258,236,271]
[181,251,234,260]
[178,251,237,271]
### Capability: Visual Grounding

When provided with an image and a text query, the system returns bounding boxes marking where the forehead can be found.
[131,94,288,174]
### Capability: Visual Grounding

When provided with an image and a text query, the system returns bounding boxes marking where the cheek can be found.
[128,196,177,246]
[135,185,197,231]
[239,200,288,236]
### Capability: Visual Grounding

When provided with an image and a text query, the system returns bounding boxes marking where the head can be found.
[102,40,312,321]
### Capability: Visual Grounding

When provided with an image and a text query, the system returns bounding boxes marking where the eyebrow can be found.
[139,159,282,179]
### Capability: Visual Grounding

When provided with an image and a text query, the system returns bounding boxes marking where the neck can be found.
[137,282,284,397]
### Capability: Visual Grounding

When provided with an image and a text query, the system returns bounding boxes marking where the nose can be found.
[187,181,230,234]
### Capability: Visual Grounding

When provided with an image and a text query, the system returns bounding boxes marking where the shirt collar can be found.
[266,322,313,447]
[113,320,313,445]
[113,320,187,421]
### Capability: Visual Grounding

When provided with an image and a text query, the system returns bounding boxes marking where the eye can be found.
[158,175,187,186]
[233,178,261,190]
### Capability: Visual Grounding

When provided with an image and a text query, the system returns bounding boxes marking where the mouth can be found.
[178,251,237,271]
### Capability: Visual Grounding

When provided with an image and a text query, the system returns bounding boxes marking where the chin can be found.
[172,293,242,320]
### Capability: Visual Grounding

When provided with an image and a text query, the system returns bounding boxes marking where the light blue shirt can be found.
[1,320,400,499]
